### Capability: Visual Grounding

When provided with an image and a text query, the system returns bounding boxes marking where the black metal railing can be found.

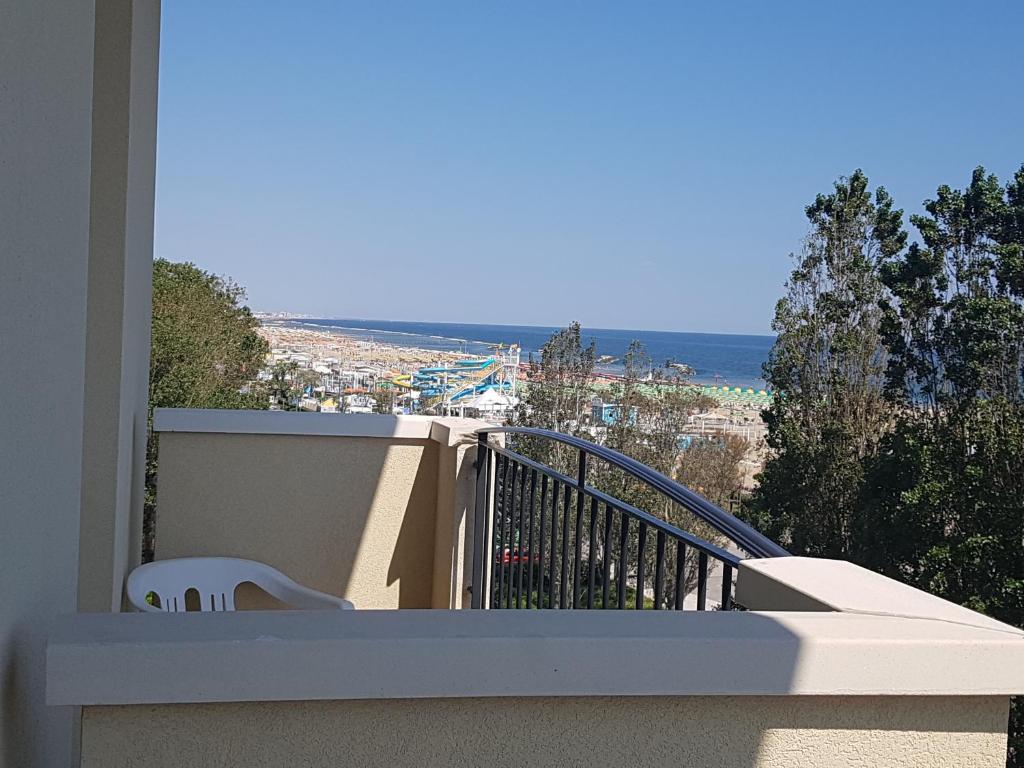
[470,427,788,611]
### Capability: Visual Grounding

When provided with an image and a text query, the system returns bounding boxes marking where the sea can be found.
[287,318,774,390]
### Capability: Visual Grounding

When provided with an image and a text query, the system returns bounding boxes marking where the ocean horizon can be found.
[285,318,775,390]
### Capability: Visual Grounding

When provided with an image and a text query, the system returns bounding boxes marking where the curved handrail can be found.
[478,426,788,559]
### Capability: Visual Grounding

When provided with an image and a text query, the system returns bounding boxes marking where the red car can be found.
[497,548,541,565]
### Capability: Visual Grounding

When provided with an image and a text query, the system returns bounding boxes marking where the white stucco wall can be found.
[0,2,96,765]
[0,1,160,765]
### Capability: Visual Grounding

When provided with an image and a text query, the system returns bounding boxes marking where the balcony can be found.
[47,409,1024,768]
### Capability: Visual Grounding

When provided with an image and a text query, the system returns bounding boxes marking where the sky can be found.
[154,2,1024,335]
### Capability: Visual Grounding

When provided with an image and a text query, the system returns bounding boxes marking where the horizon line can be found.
[254,313,777,339]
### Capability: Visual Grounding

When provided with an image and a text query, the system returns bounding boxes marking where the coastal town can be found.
[256,320,770,489]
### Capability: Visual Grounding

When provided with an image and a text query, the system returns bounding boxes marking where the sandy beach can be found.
[257,321,471,372]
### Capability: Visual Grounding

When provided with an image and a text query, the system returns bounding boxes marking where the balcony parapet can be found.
[48,606,1024,707]
[48,544,1024,767]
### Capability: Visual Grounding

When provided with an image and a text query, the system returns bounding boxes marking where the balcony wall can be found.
[77,695,1007,768]
[50,600,1023,768]
[49,410,1023,767]
[49,558,1024,767]
[152,409,485,609]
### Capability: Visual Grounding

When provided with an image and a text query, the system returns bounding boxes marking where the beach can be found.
[257,321,472,371]
[258,319,768,488]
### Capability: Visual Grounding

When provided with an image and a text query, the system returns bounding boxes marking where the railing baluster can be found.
[617,513,629,609]
[537,474,549,608]
[572,450,587,609]
[697,551,708,611]
[495,455,510,609]
[514,463,528,608]
[720,563,733,611]
[601,504,613,609]
[635,522,647,610]
[505,461,519,610]
[674,540,686,610]
[524,469,537,608]
[654,531,666,610]
[549,480,560,608]
[586,496,598,608]
[559,480,571,609]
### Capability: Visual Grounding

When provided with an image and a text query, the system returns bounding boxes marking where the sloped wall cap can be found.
[47,608,1024,706]
[737,557,1020,634]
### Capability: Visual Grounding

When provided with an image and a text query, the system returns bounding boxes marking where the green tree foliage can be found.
[868,166,1024,626]
[268,361,299,409]
[511,321,596,470]
[600,341,714,503]
[753,170,905,559]
[753,167,1024,766]
[374,384,396,414]
[145,259,268,559]
[676,433,749,509]
[150,259,268,412]
[596,341,723,601]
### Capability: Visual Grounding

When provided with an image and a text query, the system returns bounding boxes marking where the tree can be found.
[146,259,269,560]
[511,321,596,470]
[676,433,749,509]
[268,361,299,409]
[869,165,1024,627]
[374,384,396,414]
[872,166,1024,768]
[595,340,723,604]
[752,170,905,559]
[751,167,1024,766]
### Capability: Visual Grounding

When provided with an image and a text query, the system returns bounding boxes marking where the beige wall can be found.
[155,432,446,609]
[430,439,477,609]
[80,695,1009,768]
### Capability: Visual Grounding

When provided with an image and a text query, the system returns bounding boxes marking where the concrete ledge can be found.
[153,408,438,439]
[152,409,487,446]
[737,557,1017,633]
[47,609,1024,706]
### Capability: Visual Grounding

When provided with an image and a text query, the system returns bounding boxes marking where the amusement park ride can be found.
[389,344,520,415]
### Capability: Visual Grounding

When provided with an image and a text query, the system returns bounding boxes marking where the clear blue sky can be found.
[154,1,1023,334]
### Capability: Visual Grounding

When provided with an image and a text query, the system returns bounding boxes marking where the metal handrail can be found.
[478,426,788,559]
[485,440,741,566]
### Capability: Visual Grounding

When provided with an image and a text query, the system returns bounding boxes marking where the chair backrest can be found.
[126,557,353,612]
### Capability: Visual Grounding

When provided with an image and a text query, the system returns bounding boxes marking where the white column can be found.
[78,0,161,614]
[0,1,161,765]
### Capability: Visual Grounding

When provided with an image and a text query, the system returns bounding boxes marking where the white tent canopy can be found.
[459,388,518,412]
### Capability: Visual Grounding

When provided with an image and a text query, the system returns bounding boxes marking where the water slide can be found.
[413,358,502,403]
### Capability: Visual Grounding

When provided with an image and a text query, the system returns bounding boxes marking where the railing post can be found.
[470,432,490,609]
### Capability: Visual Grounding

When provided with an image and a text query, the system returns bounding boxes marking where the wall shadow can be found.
[386,442,440,608]
[153,429,440,610]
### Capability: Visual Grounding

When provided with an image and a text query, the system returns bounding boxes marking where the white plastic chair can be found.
[126,557,354,612]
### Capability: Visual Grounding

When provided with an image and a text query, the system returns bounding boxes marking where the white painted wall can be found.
[0,1,96,764]
[0,1,160,765]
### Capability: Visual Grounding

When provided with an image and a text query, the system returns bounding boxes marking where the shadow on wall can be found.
[386,447,444,608]
[151,429,441,609]
[2,619,75,768]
